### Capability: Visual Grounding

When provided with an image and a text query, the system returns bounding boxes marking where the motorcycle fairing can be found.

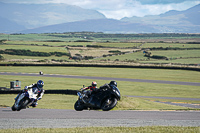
[89,90,113,108]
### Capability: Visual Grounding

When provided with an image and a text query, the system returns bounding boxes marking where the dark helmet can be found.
[109,81,117,87]
[37,80,44,88]
[91,81,97,87]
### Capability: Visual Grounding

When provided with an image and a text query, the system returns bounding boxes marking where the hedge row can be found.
[0,63,199,71]
[146,47,200,51]
[0,49,70,57]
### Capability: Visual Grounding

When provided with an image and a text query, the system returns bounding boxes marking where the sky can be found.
[1,0,200,19]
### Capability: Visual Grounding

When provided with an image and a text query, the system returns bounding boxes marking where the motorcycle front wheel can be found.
[101,97,117,111]
[17,98,29,111]
[74,100,84,111]
[11,105,17,111]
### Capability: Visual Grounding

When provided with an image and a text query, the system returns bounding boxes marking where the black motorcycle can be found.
[74,85,120,111]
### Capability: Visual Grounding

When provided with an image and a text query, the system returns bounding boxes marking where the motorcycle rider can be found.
[81,81,117,104]
[99,81,117,90]
[82,81,98,103]
[110,81,117,87]
[15,80,45,107]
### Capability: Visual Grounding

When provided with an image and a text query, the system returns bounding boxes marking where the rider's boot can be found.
[30,102,38,107]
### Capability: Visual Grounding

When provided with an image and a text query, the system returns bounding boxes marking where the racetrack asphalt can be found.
[0,108,200,129]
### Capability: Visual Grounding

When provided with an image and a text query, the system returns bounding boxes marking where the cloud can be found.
[1,0,200,19]
[2,0,199,5]
[97,0,200,19]
[138,0,199,4]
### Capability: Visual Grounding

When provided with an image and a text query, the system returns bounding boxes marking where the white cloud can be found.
[138,0,199,4]
[1,0,200,19]
[98,1,200,19]
[47,0,200,19]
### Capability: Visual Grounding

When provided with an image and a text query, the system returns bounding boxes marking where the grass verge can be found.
[0,66,199,110]
[0,66,200,83]
[0,94,193,110]
[0,126,199,133]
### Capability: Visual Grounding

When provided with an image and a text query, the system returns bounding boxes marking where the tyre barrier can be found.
[0,89,78,95]
[45,90,78,95]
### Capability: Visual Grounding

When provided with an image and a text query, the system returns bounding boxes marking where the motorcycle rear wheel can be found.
[101,97,117,111]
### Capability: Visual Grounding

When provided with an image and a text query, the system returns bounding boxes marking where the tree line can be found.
[44,33,200,39]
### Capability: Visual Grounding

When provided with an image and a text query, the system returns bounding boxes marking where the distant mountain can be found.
[0,16,25,33]
[181,4,200,25]
[0,2,199,34]
[121,4,200,33]
[20,19,159,33]
[0,2,105,29]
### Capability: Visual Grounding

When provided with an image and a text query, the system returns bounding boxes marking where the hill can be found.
[121,4,200,33]
[20,4,200,34]
[21,19,159,33]
[0,16,25,33]
[0,2,199,33]
[0,2,105,29]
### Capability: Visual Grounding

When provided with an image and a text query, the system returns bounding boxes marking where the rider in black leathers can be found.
[87,81,117,104]
[99,81,117,90]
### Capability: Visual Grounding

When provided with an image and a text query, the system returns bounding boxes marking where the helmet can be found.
[109,81,117,87]
[37,80,44,88]
[91,81,97,87]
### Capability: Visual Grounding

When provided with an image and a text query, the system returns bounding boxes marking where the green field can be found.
[0,33,200,66]
[1,66,199,82]
[0,126,199,133]
[141,42,200,49]
[93,49,200,64]
[1,41,200,65]
[1,33,200,42]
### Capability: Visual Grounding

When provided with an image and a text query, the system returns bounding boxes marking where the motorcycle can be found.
[74,85,120,111]
[11,87,39,111]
